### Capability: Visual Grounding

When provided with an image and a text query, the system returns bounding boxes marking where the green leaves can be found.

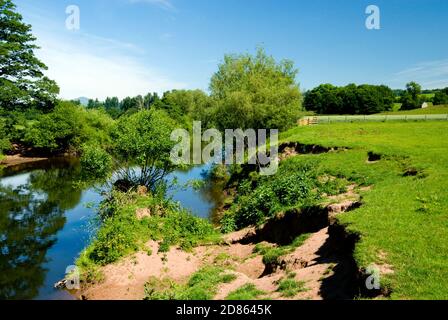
[0,0,59,111]
[209,47,302,131]
[112,109,178,189]
[304,83,395,115]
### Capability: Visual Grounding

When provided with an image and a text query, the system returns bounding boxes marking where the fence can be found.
[300,114,448,125]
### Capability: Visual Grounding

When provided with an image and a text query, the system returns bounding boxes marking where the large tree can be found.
[400,81,422,110]
[0,0,59,112]
[209,48,302,131]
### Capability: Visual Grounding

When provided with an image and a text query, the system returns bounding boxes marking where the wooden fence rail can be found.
[299,114,448,125]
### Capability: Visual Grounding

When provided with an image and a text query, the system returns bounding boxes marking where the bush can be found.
[233,172,314,228]
[21,101,114,153]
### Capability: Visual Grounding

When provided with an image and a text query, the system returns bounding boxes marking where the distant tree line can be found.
[303,83,395,114]
[304,81,448,115]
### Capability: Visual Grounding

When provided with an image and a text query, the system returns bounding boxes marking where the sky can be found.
[13,0,448,100]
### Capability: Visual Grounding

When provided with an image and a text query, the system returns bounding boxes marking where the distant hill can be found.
[73,97,90,106]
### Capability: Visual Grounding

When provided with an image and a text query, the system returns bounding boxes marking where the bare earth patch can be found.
[77,186,373,300]
[0,155,48,167]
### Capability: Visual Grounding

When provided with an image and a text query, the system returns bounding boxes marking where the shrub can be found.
[233,171,315,228]
[22,101,114,153]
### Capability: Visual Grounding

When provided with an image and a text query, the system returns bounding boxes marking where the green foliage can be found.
[276,279,307,297]
[144,267,235,300]
[253,234,310,265]
[21,101,114,153]
[0,118,11,153]
[230,171,315,229]
[79,192,219,267]
[225,284,265,300]
[80,144,112,179]
[209,47,302,131]
[400,82,423,110]
[112,109,177,189]
[433,88,448,106]
[304,83,395,115]
[0,0,59,111]
[160,89,212,126]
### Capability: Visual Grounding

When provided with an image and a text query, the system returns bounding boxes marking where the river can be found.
[0,158,221,300]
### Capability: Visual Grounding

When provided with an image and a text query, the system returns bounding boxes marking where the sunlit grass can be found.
[280,121,448,299]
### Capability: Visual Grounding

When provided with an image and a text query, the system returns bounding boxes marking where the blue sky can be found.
[14,0,448,100]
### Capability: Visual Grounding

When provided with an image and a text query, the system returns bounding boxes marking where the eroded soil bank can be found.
[77,185,373,300]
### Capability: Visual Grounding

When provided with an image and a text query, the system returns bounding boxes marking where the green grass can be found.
[280,121,448,299]
[77,191,220,279]
[380,105,448,115]
[253,234,311,265]
[145,267,236,300]
[276,279,307,297]
[225,284,266,300]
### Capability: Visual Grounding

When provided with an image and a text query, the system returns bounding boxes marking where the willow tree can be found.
[209,47,302,131]
[0,0,59,111]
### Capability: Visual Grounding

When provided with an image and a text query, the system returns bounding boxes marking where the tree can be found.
[87,98,103,109]
[400,81,422,110]
[0,0,59,112]
[433,88,448,106]
[112,110,177,189]
[303,84,342,114]
[209,47,302,131]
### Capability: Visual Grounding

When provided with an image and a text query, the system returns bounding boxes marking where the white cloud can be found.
[128,0,175,11]
[32,31,186,100]
[391,59,448,89]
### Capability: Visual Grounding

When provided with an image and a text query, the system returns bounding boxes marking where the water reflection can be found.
[0,159,84,300]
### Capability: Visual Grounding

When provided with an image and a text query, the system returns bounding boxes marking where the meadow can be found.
[280,121,448,299]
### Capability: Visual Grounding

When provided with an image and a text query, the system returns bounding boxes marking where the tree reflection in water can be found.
[0,159,84,300]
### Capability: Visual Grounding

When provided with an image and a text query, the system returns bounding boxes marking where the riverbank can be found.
[76,184,367,300]
[0,154,49,168]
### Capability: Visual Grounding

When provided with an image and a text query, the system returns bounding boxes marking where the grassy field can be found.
[280,121,448,299]
[380,105,448,115]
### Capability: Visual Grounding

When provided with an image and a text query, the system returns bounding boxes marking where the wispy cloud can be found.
[34,31,186,100]
[128,0,175,11]
[390,59,448,89]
